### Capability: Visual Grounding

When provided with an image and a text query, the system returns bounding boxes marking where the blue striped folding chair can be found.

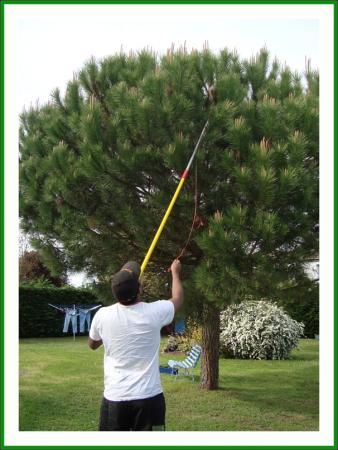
[167,344,202,381]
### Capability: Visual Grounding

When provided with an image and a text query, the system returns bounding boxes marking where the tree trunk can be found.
[200,303,220,390]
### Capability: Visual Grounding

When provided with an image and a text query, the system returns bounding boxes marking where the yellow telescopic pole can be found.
[140,175,187,276]
[140,120,209,277]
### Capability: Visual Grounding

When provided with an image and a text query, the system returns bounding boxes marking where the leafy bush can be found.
[220,300,304,360]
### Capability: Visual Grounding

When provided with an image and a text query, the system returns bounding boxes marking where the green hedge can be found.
[276,283,319,338]
[19,286,101,338]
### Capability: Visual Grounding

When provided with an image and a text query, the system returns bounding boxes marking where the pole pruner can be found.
[140,120,209,277]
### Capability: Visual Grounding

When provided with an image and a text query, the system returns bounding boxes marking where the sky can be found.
[8,4,321,286]
[11,5,320,111]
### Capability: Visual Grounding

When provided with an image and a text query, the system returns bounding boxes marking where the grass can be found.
[19,337,319,431]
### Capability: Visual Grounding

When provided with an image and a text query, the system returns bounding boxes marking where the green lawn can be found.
[19,337,319,431]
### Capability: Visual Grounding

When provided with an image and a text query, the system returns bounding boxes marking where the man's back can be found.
[90,300,174,401]
[88,259,183,431]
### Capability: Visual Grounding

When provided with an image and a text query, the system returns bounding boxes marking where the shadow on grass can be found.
[176,354,319,421]
[215,359,319,423]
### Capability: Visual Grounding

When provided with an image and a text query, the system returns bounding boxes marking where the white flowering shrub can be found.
[220,300,304,360]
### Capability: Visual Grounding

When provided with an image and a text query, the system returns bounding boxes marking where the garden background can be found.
[3,3,335,449]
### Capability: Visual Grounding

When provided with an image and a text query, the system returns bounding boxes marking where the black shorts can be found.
[99,393,166,431]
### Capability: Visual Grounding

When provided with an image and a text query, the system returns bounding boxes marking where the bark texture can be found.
[200,303,220,390]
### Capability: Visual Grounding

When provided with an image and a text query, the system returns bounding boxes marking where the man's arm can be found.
[170,259,183,312]
[88,337,103,350]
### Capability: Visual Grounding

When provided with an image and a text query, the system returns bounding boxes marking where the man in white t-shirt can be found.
[88,259,183,431]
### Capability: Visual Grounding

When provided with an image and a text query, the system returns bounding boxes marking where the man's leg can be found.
[99,397,132,431]
[131,393,166,431]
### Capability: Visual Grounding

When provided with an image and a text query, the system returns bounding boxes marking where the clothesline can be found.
[48,303,101,310]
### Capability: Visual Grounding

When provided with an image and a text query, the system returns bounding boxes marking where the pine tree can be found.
[19,47,318,389]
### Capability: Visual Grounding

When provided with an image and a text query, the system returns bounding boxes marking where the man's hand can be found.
[170,259,182,275]
[88,337,103,350]
[170,259,183,312]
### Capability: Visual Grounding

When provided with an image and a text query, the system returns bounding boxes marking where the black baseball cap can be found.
[111,261,141,304]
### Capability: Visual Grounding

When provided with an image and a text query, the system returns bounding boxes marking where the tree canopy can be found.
[20,47,318,303]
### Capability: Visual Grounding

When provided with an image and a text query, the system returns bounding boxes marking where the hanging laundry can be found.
[78,305,101,333]
[63,306,79,334]
[48,303,102,336]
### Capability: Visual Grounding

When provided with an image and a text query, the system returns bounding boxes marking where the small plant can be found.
[176,318,202,352]
[162,318,203,353]
[163,335,179,353]
[176,335,191,353]
[220,300,304,360]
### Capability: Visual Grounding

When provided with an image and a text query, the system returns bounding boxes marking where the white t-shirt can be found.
[89,300,175,401]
